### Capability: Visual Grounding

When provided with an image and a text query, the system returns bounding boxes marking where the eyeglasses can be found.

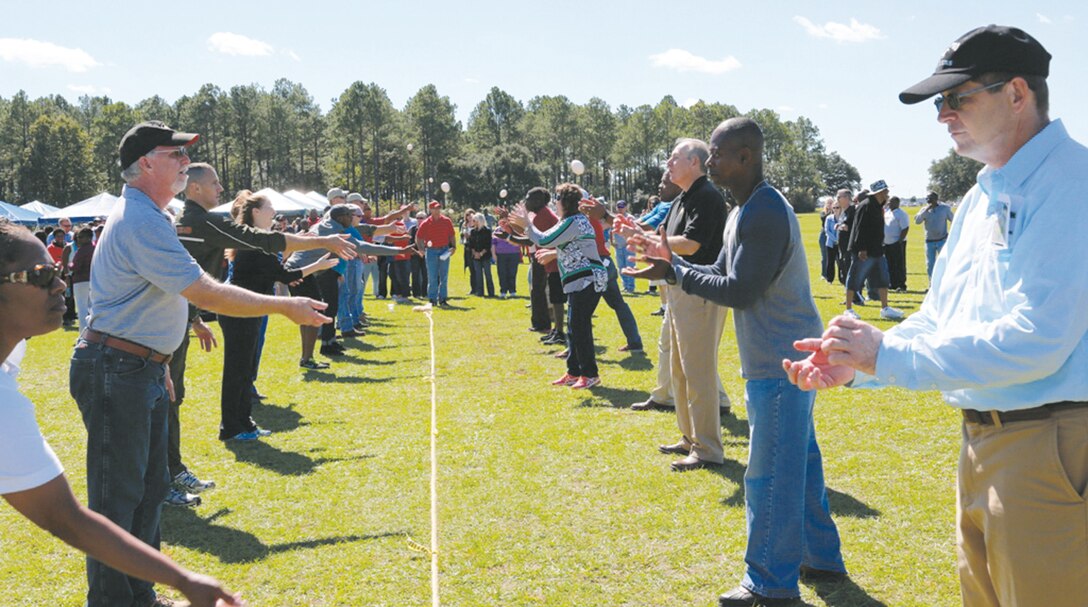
[934,81,1007,112]
[0,262,63,288]
[147,146,189,160]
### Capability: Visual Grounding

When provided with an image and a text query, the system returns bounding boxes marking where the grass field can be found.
[0,208,962,606]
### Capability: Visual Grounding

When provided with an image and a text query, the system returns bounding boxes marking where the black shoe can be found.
[632,398,668,411]
[341,329,364,338]
[299,358,330,370]
[799,565,848,583]
[718,586,798,606]
[650,306,666,316]
[542,332,566,345]
[319,344,344,356]
[539,330,556,342]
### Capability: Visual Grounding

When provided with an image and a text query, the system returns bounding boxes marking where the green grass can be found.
[1,209,960,606]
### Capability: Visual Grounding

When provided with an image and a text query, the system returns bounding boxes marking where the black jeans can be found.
[566,286,602,378]
[410,255,428,297]
[392,259,411,297]
[316,270,340,342]
[496,253,520,294]
[376,256,390,297]
[530,259,551,331]
[217,315,261,439]
[167,327,191,478]
[885,240,907,289]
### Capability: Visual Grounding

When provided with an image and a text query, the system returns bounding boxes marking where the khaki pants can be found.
[665,285,728,463]
[650,285,731,408]
[957,407,1088,607]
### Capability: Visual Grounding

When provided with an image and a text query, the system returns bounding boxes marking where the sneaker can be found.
[164,487,201,507]
[173,470,215,494]
[299,358,330,370]
[226,430,261,441]
[539,330,556,342]
[255,427,272,437]
[842,309,861,320]
[551,373,579,386]
[571,376,601,390]
[650,306,666,316]
[618,344,644,353]
[854,293,866,306]
[880,306,905,320]
[542,332,567,345]
[319,343,345,356]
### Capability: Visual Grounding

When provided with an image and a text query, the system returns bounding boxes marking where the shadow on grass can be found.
[301,371,391,384]
[225,440,374,476]
[162,507,404,564]
[577,385,648,408]
[709,460,880,518]
[251,400,303,433]
[806,576,890,607]
[598,353,654,371]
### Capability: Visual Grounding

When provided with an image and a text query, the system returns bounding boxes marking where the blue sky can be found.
[2,1,1083,197]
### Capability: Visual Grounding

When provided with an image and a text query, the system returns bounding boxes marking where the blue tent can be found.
[0,200,41,224]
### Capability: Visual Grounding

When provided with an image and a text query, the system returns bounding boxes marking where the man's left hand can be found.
[192,319,218,352]
[322,234,357,260]
[820,315,883,375]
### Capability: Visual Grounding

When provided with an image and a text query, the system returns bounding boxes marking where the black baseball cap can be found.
[899,25,1051,104]
[118,121,199,169]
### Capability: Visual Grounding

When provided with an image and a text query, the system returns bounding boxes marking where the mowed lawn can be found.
[1,208,960,606]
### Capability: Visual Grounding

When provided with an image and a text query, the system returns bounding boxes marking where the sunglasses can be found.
[147,146,190,160]
[934,81,1007,112]
[0,262,63,288]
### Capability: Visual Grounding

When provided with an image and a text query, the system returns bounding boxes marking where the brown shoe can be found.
[670,454,714,472]
[658,441,692,455]
[632,398,667,411]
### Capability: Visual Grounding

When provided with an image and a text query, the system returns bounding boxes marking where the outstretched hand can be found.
[782,338,856,391]
[621,226,674,281]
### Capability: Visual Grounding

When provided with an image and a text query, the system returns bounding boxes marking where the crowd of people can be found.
[2,23,1085,607]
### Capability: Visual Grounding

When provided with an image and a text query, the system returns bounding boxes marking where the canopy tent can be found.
[20,200,61,216]
[305,191,329,207]
[209,187,310,216]
[0,200,41,224]
[41,193,119,223]
[282,190,327,211]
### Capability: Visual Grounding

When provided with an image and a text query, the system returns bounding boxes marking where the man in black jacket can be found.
[844,180,903,321]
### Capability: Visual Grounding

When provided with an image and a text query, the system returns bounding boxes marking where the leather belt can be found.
[962,401,1088,426]
[81,329,172,365]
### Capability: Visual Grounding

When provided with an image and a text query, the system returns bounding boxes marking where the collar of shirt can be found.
[978,119,1068,211]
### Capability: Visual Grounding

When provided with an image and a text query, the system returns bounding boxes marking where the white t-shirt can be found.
[0,340,64,495]
[883,207,910,245]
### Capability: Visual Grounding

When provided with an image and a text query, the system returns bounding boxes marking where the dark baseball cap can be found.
[899,25,1051,104]
[119,121,199,169]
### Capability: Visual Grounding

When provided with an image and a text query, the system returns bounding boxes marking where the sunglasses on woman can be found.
[0,262,63,288]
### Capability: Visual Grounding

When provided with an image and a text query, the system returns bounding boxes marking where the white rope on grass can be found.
[407,304,440,607]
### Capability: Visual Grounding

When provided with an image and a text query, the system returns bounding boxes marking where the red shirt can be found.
[47,242,65,264]
[417,214,456,249]
[386,222,412,260]
[533,207,560,273]
[589,217,609,258]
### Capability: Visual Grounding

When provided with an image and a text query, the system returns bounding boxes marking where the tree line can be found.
[0,79,868,213]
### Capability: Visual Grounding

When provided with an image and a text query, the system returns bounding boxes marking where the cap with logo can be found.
[899,25,1051,104]
[118,121,199,170]
[869,180,889,194]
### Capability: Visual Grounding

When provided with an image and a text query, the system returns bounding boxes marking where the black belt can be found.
[962,401,1088,425]
[925,237,948,243]
[81,329,173,365]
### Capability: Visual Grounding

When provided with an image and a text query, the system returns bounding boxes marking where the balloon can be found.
[440,181,451,193]
[499,189,508,199]
[570,159,585,175]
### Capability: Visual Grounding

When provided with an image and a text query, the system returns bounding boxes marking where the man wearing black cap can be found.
[70,121,336,606]
[785,25,1088,606]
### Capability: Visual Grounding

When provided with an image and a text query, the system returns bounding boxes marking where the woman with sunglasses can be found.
[0,219,243,606]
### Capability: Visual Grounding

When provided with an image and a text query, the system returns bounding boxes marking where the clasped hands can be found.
[620,226,673,281]
[782,316,884,391]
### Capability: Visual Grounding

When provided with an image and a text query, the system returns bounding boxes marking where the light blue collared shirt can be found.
[857,120,1088,411]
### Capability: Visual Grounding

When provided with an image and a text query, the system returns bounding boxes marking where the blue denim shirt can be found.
[858,120,1088,410]
[637,200,674,229]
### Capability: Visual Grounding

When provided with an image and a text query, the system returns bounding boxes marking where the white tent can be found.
[283,189,327,211]
[20,200,60,216]
[41,192,119,222]
[305,191,329,207]
[209,187,310,216]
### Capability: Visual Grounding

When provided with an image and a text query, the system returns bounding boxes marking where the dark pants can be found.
[885,240,907,289]
[836,241,850,285]
[392,259,411,297]
[316,270,340,342]
[217,315,261,439]
[70,341,171,607]
[376,256,390,297]
[496,252,520,295]
[566,286,602,378]
[601,257,642,349]
[465,248,480,295]
[530,259,551,331]
[410,255,428,297]
[823,246,839,284]
[167,327,191,479]
[472,258,495,296]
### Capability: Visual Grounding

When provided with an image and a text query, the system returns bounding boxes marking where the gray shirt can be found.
[914,202,954,241]
[673,181,823,379]
[283,217,401,270]
[87,186,203,353]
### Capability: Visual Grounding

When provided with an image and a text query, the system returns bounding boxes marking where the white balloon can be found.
[440,181,451,193]
[499,189,508,199]
[570,159,585,175]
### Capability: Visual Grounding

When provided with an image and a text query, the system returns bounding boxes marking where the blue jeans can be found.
[361,260,379,298]
[614,246,635,292]
[426,247,451,302]
[337,259,362,330]
[602,257,642,349]
[846,253,889,292]
[70,341,172,606]
[495,252,520,295]
[742,379,844,599]
[472,258,495,296]
[566,286,602,377]
[926,238,946,279]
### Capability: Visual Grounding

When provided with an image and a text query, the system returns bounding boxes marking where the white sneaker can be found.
[173,469,215,493]
[880,306,904,320]
[842,309,861,320]
[164,487,201,507]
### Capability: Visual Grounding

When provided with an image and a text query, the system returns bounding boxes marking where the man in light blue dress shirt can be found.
[785,26,1088,607]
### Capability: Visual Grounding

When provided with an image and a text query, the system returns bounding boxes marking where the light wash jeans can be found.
[602,256,642,349]
[361,259,379,298]
[741,378,845,599]
[426,247,451,302]
[614,246,635,292]
[925,238,946,279]
[337,259,362,330]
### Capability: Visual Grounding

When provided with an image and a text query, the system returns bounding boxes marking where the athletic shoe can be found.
[173,470,215,494]
[842,309,861,320]
[539,329,556,342]
[650,306,666,316]
[571,376,601,390]
[164,487,201,507]
[551,373,579,386]
[618,344,644,353]
[255,427,272,437]
[340,329,364,338]
[299,358,330,370]
[542,332,567,345]
[226,430,261,441]
[880,306,905,320]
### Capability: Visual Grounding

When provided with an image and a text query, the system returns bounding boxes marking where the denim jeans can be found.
[471,258,495,296]
[846,253,889,292]
[741,379,845,598]
[566,286,602,377]
[392,259,411,297]
[926,238,946,279]
[337,259,362,330]
[614,246,635,292]
[361,260,379,298]
[601,257,642,349]
[426,247,451,302]
[495,252,520,295]
[70,341,171,606]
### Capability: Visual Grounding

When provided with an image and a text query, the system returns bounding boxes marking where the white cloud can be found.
[818,103,829,110]
[0,38,99,72]
[67,84,111,95]
[681,98,701,109]
[207,32,273,57]
[1037,13,1053,24]
[793,16,883,43]
[649,49,741,75]
[283,49,301,62]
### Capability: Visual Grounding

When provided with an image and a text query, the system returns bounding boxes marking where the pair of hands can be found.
[619,227,674,281]
[782,316,884,390]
